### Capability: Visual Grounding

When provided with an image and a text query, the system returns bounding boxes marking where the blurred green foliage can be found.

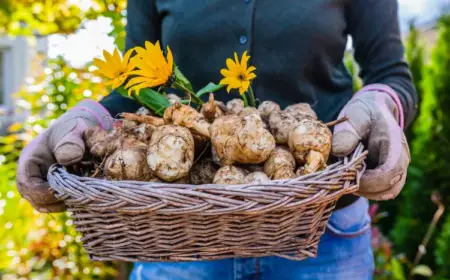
[0,1,127,278]
[386,15,450,280]
[0,56,119,279]
[344,16,450,279]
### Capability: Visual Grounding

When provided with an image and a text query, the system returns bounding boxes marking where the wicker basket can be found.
[47,143,367,262]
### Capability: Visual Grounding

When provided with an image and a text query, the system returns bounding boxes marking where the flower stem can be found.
[241,93,249,107]
[247,85,256,107]
[173,81,204,105]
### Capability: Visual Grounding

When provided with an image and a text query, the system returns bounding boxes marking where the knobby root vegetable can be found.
[284,103,317,120]
[263,146,296,179]
[133,124,154,143]
[269,103,319,144]
[190,158,218,184]
[85,123,125,157]
[226,99,244,115]
[210,114,276,165]
[268,111,301,144]
[121,119,138,131]
[258,101,280,122]
[167,93,182,104]
[136,107,152,116]
[296,167,306,177]
[84,126,108,150]
[121,112,165,126]
[211,145,221,166]
[104,144,154,181]
[213,165,246,185]
[147,125,195,182]
[245,172,270,184]
[164,103,210,138]
[238,107,260,117]
[272,168,296,180]
[200,93,225,122]
[288,118,332,174]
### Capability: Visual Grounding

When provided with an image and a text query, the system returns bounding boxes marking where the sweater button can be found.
[239,35,248,45]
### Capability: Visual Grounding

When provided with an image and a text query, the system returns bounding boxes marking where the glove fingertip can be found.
[55,143,85,166]
[331,130,359,157]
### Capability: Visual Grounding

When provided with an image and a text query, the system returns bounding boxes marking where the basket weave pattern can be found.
[48,144,367,262]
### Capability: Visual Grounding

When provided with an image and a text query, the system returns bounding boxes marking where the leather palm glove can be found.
[332,84,410,201]
[17,100,112,213]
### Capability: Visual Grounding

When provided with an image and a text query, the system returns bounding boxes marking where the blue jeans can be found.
[130,198,374,280]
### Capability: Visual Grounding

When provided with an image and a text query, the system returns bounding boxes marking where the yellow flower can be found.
[93,48,135,89]
[125,41,174,95]
[219,51,256,95]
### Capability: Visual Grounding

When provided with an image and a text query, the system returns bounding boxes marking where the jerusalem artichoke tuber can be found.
[245,172,270,184]
[263,146,296,179]
[213,165,246,185]
[210,114,275,165]
[288,118,332,175]
[226,98,244,115]
[147,125,195,182]
[164,103,211,138]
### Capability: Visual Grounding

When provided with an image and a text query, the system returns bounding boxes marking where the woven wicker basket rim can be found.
[48,143,367,216]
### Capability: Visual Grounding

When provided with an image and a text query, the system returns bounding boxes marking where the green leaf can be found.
[412,265,433,277]
[196,83,224,98]
[136,88,170,116]
[391,259,406,280]
[174,66,193,92]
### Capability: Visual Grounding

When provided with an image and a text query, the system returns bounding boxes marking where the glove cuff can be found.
[71,99,113,130]
[355,84,405,129]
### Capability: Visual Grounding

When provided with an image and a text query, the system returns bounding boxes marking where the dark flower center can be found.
[238,73,246,81]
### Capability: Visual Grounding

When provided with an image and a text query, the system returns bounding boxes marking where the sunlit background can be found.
[47,0,449,67]
[0,0,449,279]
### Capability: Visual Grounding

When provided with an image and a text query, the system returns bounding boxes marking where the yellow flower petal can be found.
[241,51,249,67]
[166,46,174,73]
[226,58,237,71]
[94,48,134,86]
[124,41,173,90]
[247,73,257,80]
[226,84,234,93]
[219,51,257,95]
[234,52,240,65]
[246,66,256,74]
[241,80,250,91]
[123,48,134,67]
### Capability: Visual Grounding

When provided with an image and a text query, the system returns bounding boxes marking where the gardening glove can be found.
[17,100,112,213]
[332,84,410,201]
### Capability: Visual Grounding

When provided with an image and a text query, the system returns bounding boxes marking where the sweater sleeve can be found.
[345,0,418,127]
[100,0,161,117]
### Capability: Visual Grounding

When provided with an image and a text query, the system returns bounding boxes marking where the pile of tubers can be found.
[81,94,335,185]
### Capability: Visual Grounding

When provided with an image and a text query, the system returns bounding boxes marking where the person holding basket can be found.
[17,0,415,279]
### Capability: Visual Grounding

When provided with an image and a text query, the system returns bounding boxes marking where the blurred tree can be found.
[404,19,425,139]
[0,0,126,49]
[0,0,127,278]
[376,20,426,237]
[0,56,118,279]
[390,15,450,279]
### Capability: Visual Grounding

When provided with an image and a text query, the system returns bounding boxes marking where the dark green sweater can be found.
[101,0,417,125]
